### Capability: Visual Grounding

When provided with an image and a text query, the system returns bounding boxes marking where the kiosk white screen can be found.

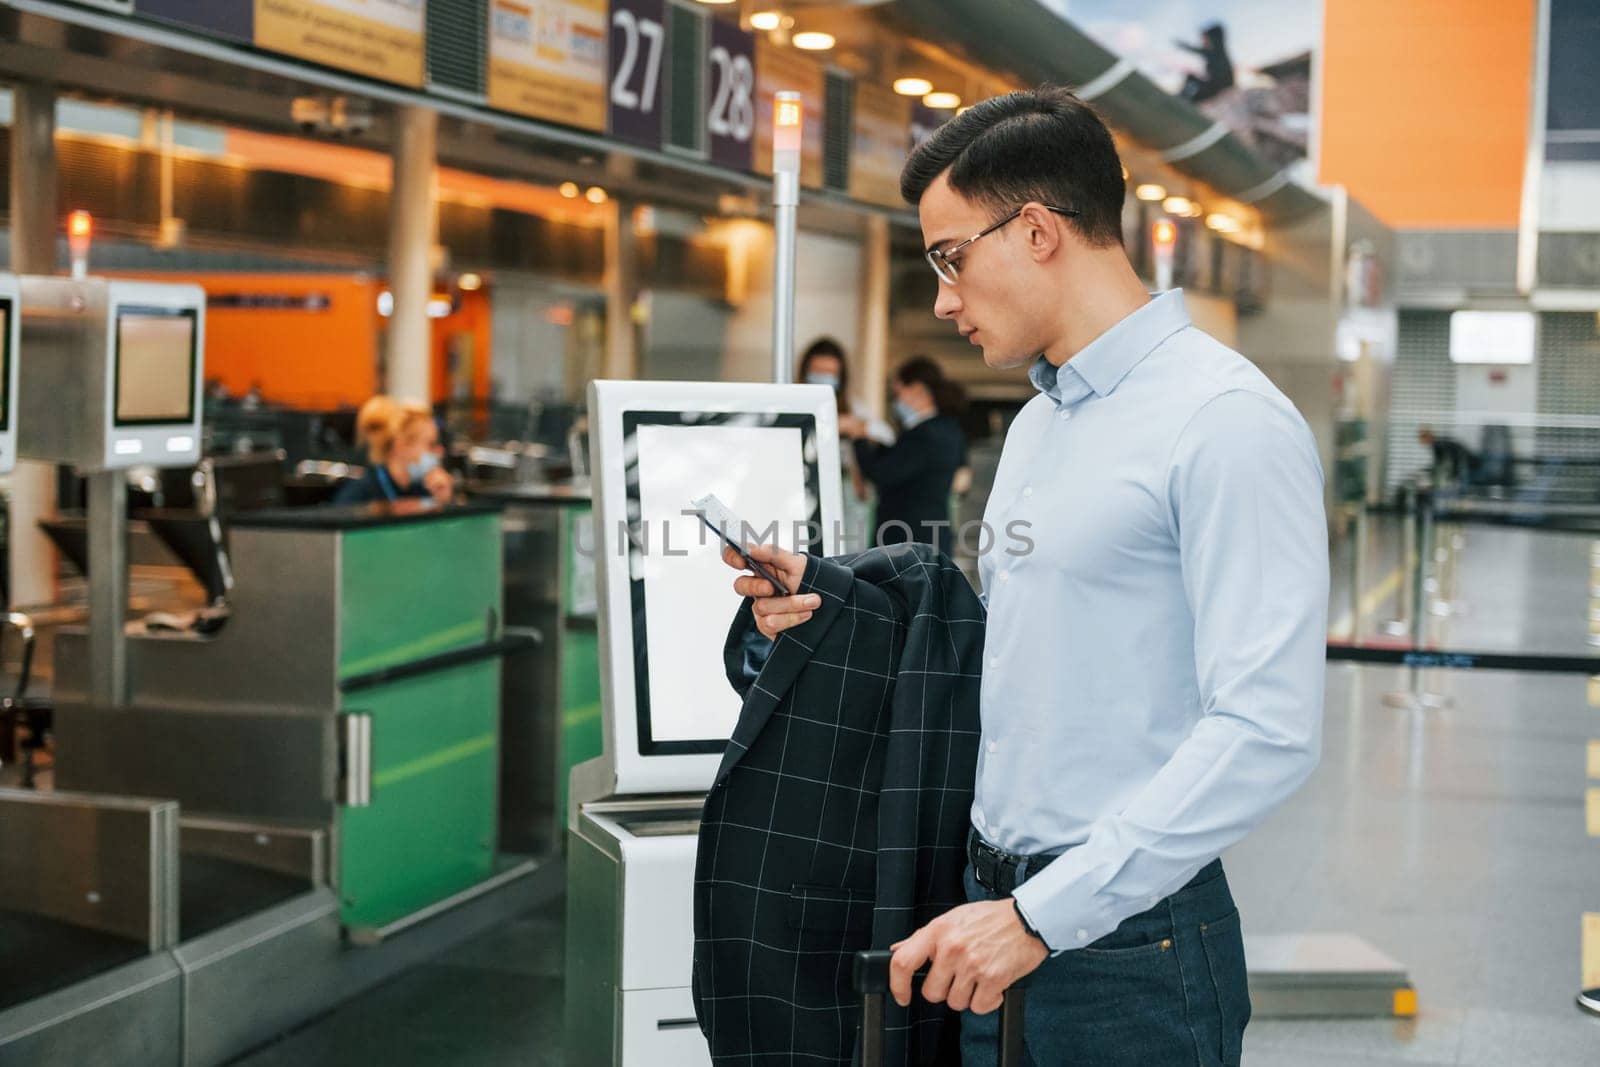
[633,421,811,747]
[115,307,197,425]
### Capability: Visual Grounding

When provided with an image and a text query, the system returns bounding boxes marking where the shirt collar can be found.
[899,408,935,432]
[1028,289,1192,405]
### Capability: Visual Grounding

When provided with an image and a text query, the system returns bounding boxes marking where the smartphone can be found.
[689,493,791,596]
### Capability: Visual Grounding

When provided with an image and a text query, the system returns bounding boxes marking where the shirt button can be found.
[986,740,998,754]
[1076,929,1089,942]
[988,656,999,669]
[1022,486,1033,498]
[998,570,1010,582]
[1059,409,1071,421]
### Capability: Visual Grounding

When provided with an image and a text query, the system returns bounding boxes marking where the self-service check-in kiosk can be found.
[565,380,842,1066]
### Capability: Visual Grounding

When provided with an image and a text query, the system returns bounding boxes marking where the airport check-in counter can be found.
[466,479,603,855]
[49,500,510,936]
[565,381,841,1066]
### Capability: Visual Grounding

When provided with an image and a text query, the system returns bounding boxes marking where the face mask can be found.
[892,398,920,425]
[407,451,440,482]
[805,372,841,391]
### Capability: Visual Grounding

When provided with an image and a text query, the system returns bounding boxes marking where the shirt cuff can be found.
[1010,854,1121,953]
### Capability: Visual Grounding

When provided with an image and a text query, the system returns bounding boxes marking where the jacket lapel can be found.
[712,552,857,785]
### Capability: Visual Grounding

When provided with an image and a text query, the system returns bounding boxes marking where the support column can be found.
[7,83,58,608]
[856,214,891,420]
[386,105,438,402]
[602,198,640,380]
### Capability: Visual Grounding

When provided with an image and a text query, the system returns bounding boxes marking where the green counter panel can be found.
[334,511,504,929]
[558,623,604,831]
[338,661,500,928]
[338,516,503,680]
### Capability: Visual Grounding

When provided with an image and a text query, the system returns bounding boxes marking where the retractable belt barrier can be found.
[1327,642,1600,676]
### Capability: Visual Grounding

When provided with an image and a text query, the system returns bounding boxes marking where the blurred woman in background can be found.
[844,356,968,559]
[798,338,893,550]
[332,395,454,506]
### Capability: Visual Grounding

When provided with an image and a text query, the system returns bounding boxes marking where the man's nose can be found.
[933,282,961,320]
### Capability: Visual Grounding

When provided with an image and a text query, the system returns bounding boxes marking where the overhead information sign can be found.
[851,82,911,208]
[254,0,426,87]
[489,0,609,131]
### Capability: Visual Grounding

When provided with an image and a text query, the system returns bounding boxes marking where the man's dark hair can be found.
[900,87,1126,247]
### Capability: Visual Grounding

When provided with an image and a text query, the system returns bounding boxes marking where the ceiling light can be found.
[923,91,962,110]
[1205,213,1240,233]
[1162,196,1194,215]
[1134,183,1166,202]
[893,77,933,97]
[750,11,782,31]
[559,181,580,199]
[791,31,834,51]
[585,186,609,204]
[694,0,736,5]
[458,272,483,291]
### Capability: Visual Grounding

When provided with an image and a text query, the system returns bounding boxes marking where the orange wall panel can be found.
[120,273,381,409]
[1319,0,1536,228]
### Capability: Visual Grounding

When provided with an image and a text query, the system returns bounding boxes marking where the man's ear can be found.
[1019,202,1063,263]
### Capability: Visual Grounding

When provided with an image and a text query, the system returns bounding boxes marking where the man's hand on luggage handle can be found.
[721,543,820,639]
[888,899,1049,1015]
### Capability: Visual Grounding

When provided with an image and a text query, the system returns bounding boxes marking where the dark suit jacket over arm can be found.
[693,543,985,1066]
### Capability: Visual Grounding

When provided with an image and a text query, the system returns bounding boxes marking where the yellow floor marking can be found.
[1588,789,1600,836]
[1330,565,1405,638]
[1589,741,1600,780]
[1590,676,1600,708]
[1584,914,1600,989]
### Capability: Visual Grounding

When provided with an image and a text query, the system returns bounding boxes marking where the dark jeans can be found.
[960,858,1251,1066]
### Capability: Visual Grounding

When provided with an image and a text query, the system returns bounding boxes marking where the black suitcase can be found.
[852,949,1025,1067]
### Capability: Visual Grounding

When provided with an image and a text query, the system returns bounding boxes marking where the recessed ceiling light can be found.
[1135,183,1166,202]
[791,31,835,51]
[923,91,962,110]
[1162,196,1194,215]
[893,77,933,97]
[750,11,782,31]
[585,186,609,204]
[559,182,580,199]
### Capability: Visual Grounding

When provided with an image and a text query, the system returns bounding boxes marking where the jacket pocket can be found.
[786,884,873,933]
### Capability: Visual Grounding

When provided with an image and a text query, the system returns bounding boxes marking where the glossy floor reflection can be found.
[235,523,1600,1065]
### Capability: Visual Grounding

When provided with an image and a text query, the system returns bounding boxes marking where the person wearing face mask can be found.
[843,355,968,559]
[332,394,454,506]
[798,338,894,549]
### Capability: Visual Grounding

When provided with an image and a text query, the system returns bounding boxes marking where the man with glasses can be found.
[726,87,1327,1065]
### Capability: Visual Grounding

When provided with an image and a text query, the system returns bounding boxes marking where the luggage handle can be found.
[853,949,1025,1067]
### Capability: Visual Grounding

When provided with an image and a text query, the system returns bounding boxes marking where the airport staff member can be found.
[332,395,453,506]
[844,356,968,559]
[725,88,1328,1065]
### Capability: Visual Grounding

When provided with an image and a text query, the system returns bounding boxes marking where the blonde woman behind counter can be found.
[332,395,454,506]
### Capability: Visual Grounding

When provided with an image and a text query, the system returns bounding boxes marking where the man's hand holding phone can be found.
[721,543,820,640]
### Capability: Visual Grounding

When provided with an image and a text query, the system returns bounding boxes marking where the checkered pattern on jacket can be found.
[693,543,985,1066]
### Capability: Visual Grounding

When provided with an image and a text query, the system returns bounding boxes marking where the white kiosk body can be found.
[566,380,842,1066]
[0,274,21,475]
[17,277,205,470]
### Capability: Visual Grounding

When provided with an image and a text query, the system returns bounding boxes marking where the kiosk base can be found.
[566,797,710,1067]
[1246,933,1418,1018]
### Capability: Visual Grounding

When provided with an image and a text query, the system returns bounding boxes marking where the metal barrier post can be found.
[1382,484,1415,637]
[1348,504,1368,641]
[1384,485,1452,710]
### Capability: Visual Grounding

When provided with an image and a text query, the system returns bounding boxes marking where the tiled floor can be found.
[235,520,1600,1065]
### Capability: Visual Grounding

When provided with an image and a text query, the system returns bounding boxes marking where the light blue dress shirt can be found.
[980,289,1329,952]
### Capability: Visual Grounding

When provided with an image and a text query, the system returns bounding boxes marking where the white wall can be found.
[722,227,864,384]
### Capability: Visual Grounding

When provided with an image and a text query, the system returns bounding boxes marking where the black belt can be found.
[967,832,1061,897]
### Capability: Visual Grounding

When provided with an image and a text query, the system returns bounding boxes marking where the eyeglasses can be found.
[924,205,1080,285]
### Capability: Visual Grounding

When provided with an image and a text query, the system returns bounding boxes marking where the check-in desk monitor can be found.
[566,380,841,1066]
[0,274,20,475]
[18,277,205,471]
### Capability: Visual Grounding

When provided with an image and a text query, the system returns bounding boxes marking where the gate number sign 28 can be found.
[708,44,754,142]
